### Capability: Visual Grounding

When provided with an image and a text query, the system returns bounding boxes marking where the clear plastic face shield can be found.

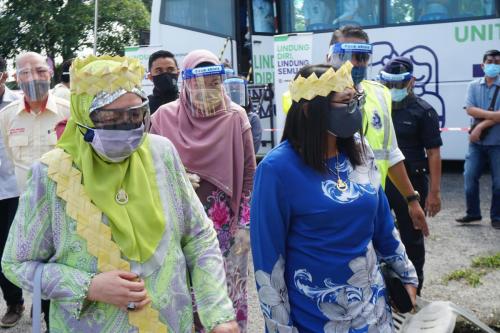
[182,65,227,117]
[378,71,413,103]
[378,71,413,89]
[16,64,52,102]
[223,77,248,107]
[328,43,373,85]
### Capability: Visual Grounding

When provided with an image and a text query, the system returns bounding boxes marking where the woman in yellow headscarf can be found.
[1,55,238,333]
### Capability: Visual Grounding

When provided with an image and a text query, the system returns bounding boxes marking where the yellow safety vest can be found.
[360,80,393,188]
[281,81,393,188]
[283,90,292,114]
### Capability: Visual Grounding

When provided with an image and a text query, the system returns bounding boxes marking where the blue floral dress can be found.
[250,140,418,333]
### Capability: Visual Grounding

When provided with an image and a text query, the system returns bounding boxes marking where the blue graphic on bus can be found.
[372,41,446,128]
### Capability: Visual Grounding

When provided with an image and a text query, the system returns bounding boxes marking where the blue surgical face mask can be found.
[484,64,500,78]
[351,66,367,85]
[390,88,408,102]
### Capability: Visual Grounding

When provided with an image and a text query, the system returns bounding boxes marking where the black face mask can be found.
[327,102,362,138]
[152,72,178,96]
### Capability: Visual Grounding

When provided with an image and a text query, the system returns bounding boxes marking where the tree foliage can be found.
[0,0,150,62]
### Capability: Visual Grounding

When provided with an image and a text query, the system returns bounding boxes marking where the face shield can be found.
[16,65,51,102]
[378,70,413,89]
[224,77,248,107]
[378,70,413,103]
[328,43,373,85]
[182,65,227,117]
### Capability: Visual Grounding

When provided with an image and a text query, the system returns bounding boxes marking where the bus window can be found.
[252,0,275,33]
[160,0,234,37]
[281,0,380,33]
[386,0,498,24]
[331,0,380,27]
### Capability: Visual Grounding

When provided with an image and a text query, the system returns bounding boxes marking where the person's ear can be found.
[13,72,18,82]
[408,77,416,89]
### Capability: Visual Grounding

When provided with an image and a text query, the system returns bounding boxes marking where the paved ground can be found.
[1,169,499,332]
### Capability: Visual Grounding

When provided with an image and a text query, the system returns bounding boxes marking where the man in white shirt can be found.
[0,55,23,328]
[0,52,69,328]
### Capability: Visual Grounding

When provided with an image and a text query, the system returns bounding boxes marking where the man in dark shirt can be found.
[147,50,179,114]
[379,57,443,294]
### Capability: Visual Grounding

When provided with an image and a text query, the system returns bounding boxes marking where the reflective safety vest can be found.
[361,80,393,188]
[283,90,292,114]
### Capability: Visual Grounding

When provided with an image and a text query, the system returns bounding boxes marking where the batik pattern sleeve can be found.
[1,162,95,319]
[239,128,256,228]
[372,187,418,287]
[172,146,236,331]
[250,160,297,333]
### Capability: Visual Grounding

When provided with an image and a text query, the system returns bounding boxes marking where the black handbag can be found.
[380,263,414,313]
[469,85,499,140]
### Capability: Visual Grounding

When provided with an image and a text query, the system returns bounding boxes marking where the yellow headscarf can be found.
[58,55,165,263]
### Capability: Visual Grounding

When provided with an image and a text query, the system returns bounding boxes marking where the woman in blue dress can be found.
[250,62,418,333]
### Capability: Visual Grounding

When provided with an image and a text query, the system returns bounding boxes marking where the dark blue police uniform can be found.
[385,94,442,294]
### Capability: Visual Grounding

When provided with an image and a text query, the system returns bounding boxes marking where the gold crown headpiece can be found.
[289,61,354,102]
[70,55,144,96]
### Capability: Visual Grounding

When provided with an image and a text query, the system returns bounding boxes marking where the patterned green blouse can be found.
[2,134,235,332]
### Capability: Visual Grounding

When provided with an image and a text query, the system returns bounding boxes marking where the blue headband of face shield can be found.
[182,65,226,80]
[378,70,413,83]
[329,43,373,63]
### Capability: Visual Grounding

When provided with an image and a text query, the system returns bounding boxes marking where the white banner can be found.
[124,45,164,95]
[273,33,313,143]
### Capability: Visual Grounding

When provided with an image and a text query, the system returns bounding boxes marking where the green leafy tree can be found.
[0,0,150,63]
[142,0,152,12]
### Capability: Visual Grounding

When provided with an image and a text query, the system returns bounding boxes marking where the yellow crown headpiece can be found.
[70,55,144,96]
[289,61,354,102]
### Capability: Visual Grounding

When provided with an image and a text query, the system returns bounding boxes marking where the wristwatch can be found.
[406,191,420,204]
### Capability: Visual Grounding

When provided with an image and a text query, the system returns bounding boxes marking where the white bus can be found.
[149,0,500,159]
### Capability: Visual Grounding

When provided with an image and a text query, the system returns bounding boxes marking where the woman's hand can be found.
[404,284,417,308]
[187,173,201,189]
[232,228,250,256]
[211,320,240,333]
[87,271,150,311]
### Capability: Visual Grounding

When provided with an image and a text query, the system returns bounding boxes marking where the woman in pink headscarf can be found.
[150,49,256,332]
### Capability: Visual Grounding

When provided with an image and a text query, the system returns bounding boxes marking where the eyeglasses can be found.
[331,93,365,113]
[91,100,150,130]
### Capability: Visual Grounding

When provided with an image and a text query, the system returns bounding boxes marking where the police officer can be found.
[379,56,442,294]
